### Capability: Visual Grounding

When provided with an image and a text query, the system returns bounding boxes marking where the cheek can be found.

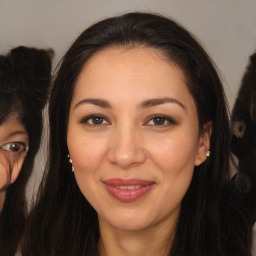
[67,131,109,200]
[148,137,197,210]
[149,134,198,175]
[147,133,198,204]
[68,135,107,172]
[0,156,10,189]
[68,136,108,209]
[0,169,8,189]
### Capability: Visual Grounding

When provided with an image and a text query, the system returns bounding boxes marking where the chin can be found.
[101,209,155,232]
[112,219,150,232]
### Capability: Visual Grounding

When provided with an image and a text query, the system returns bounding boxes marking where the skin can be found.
[0,114,29,211]
[67,46,211,256]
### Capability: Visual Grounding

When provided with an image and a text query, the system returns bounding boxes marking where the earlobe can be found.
[10,157,25,184]
[194,122,212,166]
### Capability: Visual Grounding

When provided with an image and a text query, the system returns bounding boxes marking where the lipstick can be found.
[102,179,155,202]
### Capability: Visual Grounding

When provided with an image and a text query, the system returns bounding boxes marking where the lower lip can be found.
[103,183,155,202]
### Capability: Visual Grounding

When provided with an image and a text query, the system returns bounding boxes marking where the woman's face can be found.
[0,114,29,210]
[67,47,211,232]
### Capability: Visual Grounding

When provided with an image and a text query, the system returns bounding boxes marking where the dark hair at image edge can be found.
[0,46,52,255]
[22,13,252,256]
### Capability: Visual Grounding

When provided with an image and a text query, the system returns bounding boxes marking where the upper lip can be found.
[102,178,155,186]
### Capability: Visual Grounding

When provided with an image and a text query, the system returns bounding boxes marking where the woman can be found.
[0,46,52,255]
[22,13,253,256]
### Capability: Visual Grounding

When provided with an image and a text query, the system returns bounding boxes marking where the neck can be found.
[98,217,176,256]
[0,190,6,212]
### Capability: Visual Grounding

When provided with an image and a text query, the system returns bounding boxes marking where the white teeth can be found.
[117,185,141,190]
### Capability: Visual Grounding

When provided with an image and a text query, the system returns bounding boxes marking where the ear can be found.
[10,156,25,184]
[194,122,212,166]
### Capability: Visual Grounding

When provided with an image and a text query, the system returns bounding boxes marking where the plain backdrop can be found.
[1,0,256,253]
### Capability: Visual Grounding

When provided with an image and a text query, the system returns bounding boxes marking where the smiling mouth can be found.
[102,179,155,202]
[116,185,141,190]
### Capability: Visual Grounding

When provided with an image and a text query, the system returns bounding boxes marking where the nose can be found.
[107,125,146,169]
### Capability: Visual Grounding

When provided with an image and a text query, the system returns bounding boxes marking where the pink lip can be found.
[102,179,155,202]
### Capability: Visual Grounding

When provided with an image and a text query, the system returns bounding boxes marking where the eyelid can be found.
[80,114,111,125]
[145,114,177,126]
[0,142,29,153]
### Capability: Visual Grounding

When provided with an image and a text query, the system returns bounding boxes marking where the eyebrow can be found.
[139,97,186,110]
[74,99,111,109]
[74,97,186,110]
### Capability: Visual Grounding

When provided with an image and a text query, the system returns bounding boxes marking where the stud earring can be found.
[206,150,210,157]
[67,154,74,172]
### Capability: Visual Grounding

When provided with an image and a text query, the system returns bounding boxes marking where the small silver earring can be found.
[206,150,210,157]
[67,154,74,172]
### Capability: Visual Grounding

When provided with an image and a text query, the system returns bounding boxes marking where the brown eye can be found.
[0,142,27,153]
[91,116,104,124]
[152,117,166,125]
[146,115,176,126]
[81,114,110,126]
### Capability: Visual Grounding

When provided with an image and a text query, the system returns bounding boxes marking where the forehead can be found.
[75,46,188,93]
[0,114,27,140]
[83,46,182,80]
[71,46,196,110]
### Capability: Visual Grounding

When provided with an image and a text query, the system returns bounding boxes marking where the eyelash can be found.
[81,114,110,126]
[80,114,176,127]
[145,114,176,126]
[0,142,28,154]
